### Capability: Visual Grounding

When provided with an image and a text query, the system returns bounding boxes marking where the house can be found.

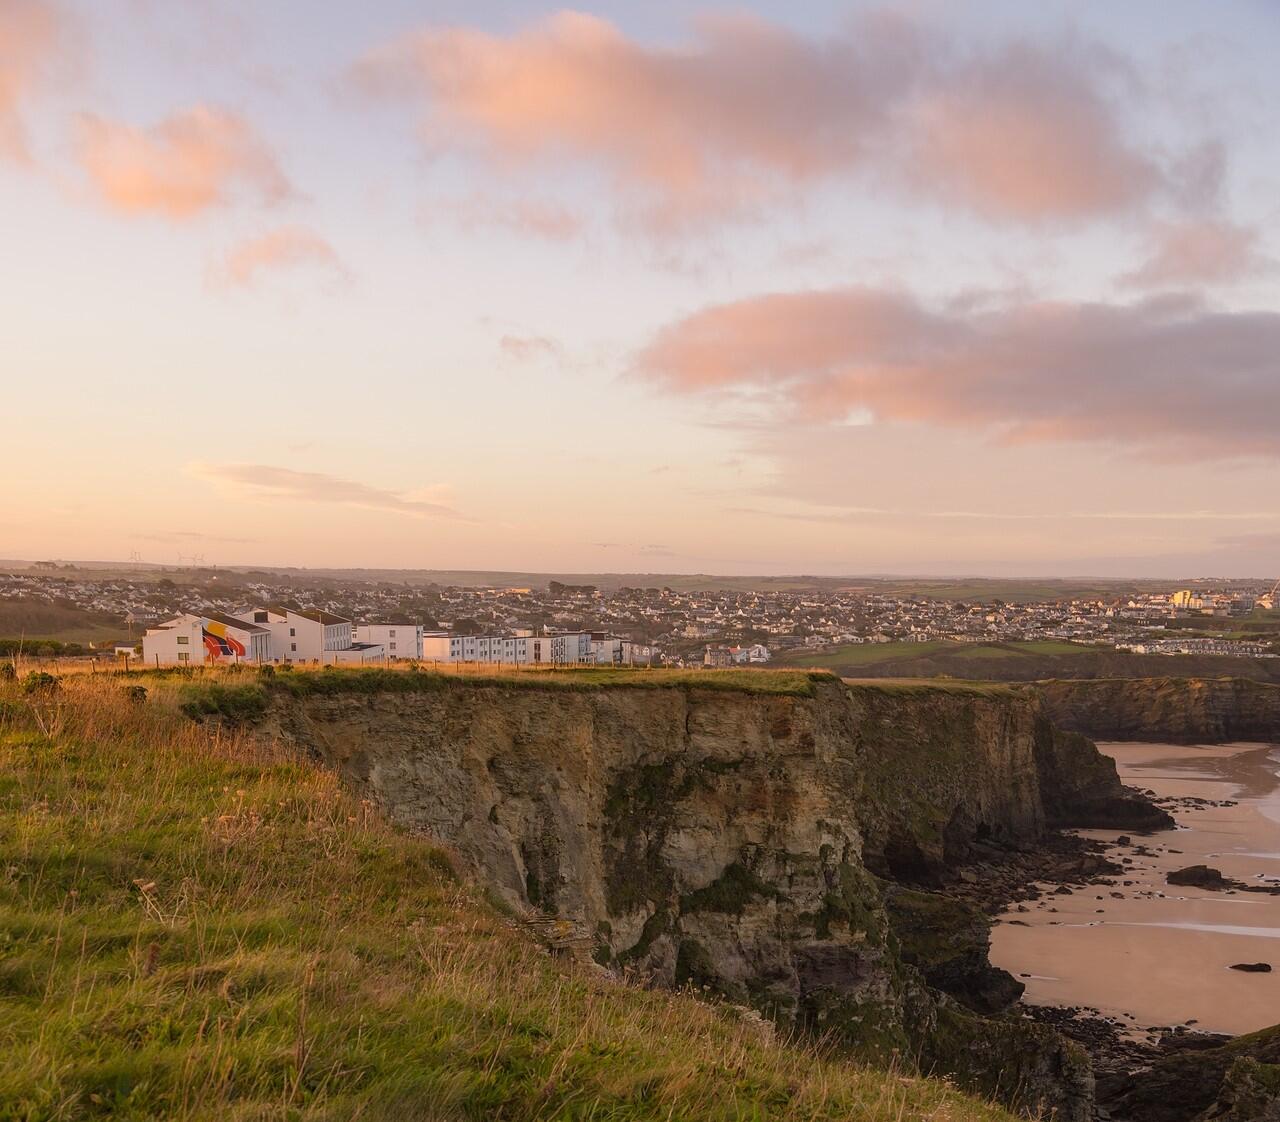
[142,611,271,666]
[236,606,353,662]
[353,623,423,659]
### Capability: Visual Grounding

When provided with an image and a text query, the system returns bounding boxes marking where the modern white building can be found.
[142,611,272,666]
[236,607,355,663]
[425,630,594,665]
[353,623,423,659]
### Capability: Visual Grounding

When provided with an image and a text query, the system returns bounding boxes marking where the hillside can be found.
[1040,675,1280,743]
[778,639,1280,685]
[0,599,126,646]
[0,669,1019,1122]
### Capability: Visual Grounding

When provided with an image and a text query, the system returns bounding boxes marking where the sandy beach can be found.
[990,740,1280,1036]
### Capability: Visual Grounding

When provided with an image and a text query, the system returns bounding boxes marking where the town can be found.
[1,565,1277,667]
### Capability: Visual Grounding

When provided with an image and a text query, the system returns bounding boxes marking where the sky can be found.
[3,0,1280,578]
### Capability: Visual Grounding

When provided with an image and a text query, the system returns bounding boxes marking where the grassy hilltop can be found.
[0,668,1014,1122]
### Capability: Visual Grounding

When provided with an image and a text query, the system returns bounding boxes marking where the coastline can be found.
[990,740,1280,1038]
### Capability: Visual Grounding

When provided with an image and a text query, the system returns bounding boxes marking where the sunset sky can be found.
[4,0,1280,576]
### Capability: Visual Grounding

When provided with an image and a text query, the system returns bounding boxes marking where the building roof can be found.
[294,607,349,625]
[261,605,351,626]
[204,610,269,634]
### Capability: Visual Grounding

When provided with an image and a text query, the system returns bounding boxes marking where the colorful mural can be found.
[202,620,247,662]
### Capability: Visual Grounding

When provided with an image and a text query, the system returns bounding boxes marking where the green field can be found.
[0,600,127,646]
[778,639,1280,684]
[0,670,1015,1122]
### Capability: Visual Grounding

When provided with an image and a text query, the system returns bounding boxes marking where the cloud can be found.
[499,334,561,362]
[1121,219,1270,289]
[76,104,291,218]
[636,287,1280,460]
[215,226,348,287]
[903,40,1156,221]
[0,0,61,162]
[432,194,583,240]
[354,10,1179,230]
[188,463,467,520]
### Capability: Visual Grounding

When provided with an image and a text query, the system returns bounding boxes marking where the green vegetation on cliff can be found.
[0,673,1016,1122]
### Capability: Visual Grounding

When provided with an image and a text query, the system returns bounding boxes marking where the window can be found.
[390,642,397,650]
[254,611,268,623]
[177,652,189,661]
[389,629,396,637]
[290,642,297,652]
[176,635,189,645]
[289,627,295,637]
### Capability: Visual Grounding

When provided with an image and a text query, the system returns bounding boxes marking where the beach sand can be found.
[989,740,1280,1036]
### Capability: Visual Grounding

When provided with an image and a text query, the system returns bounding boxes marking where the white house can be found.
[354,623,423,659]
[236,607,354,663]
[142,611,271,666]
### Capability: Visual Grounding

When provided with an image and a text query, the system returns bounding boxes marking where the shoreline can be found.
[989,740,1280,1039]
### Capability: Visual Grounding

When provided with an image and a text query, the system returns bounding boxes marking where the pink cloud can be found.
[433,194,582,240]
[217,226,347,287]
[76,104,291,218]
[636,287,1280,460]
[499,334,561,362]
[905,41,1157,220]
[1121,219,1270,288]
[0,0,61,163]
[355,11,1181,230]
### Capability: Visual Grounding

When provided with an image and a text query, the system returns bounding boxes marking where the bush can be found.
[122,685,148,705]
[21,671,58,695]
[0,663,14,681]
[177,683,268,724]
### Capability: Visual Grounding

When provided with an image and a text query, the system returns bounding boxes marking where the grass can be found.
[122,664,842,704]
[0,672,1015,1122]
[777,638,1280,685]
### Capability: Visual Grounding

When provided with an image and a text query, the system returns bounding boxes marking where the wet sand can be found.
[990,740,1280,1036]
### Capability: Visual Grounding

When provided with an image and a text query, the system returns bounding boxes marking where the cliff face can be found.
[264,675,1156,1120]
[850,685,1170,882]
[1040,677,1280,744]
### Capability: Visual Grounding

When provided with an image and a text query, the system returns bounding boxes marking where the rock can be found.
[1230,962,1273,973]
[1167,865,1229,889]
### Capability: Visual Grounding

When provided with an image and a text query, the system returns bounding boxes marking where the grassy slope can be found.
[0,601,127,646]
[0,674,1013,1122]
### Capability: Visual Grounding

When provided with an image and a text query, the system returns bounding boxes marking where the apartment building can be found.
[142,611,271,666]
[353,623,423,659]
[235,608,353,660]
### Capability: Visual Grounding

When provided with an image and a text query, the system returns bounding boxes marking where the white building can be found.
[354,623,423,659]
[142,611,272,667]
[428,630,594,665]
[236,607,354,663]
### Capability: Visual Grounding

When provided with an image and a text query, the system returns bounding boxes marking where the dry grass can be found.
[0,673,1015,1121]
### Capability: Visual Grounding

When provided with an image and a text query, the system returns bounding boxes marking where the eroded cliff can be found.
[1040,676,1280,744]
[248,669,1170,1120]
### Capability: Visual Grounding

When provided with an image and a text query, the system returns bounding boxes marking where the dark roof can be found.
[264,605,351,626]
[205,610,269,634]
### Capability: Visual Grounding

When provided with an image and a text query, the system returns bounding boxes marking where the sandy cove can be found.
[990,740,1280,1038]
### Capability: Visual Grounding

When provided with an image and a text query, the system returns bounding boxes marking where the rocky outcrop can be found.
[261,673,1162,1120]
[1040,676,1280,745]
[1104,1024,1280,1122]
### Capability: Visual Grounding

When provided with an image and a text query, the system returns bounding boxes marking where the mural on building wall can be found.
[202,621,246,662]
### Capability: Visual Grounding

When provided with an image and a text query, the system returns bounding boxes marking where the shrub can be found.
[177,683,268,724]
[21,671,58,695]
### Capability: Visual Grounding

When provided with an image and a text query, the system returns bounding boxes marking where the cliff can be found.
[0,670,1029,1122]
[245,668,1168,1120]
[1040,676,1280,744]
